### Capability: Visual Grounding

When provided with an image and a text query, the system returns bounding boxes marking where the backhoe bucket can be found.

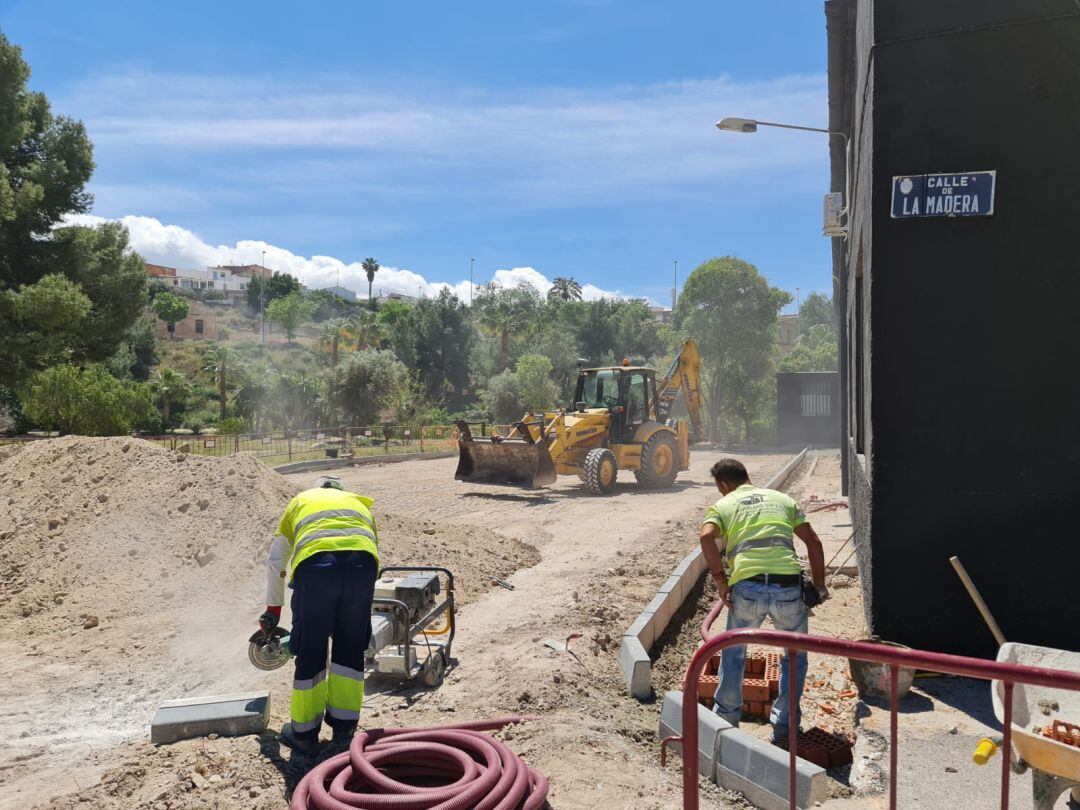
[455,424,557,489]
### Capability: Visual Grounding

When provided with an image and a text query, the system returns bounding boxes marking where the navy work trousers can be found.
[289,549,377,740]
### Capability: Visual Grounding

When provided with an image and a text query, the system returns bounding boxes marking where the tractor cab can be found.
[573,365,659,442]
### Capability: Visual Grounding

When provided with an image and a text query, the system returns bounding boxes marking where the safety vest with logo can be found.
[702,484,805,586]
[276,487,380,579]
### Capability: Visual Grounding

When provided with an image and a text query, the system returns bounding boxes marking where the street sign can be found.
[891,171,995,219]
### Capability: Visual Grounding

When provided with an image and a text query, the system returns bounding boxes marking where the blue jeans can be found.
[713,579,809,741]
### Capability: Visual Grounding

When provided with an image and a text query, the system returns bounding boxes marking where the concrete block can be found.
[618,636,652,699]
[625,611,657,649]
[658,690,733,779]
[672,549,700,579]
[716,726,826,809]
[658,575,683,604]
[151,691,270,745]
[645,592,674,631]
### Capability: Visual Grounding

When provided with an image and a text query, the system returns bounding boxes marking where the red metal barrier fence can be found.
[678,629,1080,810]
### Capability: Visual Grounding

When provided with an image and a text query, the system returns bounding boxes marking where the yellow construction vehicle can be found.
[455,339,704,494]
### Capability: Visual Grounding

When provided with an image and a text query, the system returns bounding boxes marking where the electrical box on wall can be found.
[823,192,846,237]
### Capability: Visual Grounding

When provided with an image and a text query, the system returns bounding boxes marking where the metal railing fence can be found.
[675,629,1080,810]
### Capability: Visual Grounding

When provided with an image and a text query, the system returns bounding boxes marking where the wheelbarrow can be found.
[988,642,1080,809]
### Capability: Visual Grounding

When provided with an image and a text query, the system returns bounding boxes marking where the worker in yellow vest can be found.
[261,474,379,755]
[699,458,827,745]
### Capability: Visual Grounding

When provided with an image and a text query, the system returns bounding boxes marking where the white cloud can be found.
[65,72,828,205]
[64,213,629,302]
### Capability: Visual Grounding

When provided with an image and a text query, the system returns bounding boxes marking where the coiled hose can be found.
[291,718,550,810]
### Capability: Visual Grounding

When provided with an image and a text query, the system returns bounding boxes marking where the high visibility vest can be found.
[702,484,804,585]
[275,488,379,578]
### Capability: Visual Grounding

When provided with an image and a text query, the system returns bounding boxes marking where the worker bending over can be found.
[261,474,379,755]
[699,458,827,745]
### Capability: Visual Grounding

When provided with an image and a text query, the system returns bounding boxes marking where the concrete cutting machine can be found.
[248,565,456,688]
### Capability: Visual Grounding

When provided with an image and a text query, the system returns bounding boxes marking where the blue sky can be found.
[1,1,832,306]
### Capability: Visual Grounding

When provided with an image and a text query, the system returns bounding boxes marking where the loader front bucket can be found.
[455,424,557,489]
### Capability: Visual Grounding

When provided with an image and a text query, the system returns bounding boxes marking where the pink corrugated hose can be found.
[290,718,550,810]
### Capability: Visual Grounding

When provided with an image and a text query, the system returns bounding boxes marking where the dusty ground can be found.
[1,437,793,809]
[0,438,539,809]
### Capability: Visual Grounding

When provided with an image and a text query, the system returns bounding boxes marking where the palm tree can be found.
[149,368,192,429]
[475,285,536,371]
[234,362,273,433]
[202,344,232,420]
[362,257,380,307]
[548,276,583,302]
[348,309,384,351]
[319,318,355,366]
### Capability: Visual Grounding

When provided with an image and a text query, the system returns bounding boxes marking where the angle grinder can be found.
[248,610,293,671]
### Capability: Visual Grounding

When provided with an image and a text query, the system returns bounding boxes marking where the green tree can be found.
[391,290,474,405]
[21,364,155,435]
[275,371,325,430]
[0,33,94,287]
[149,368,192,428]
[779,323,839,372]
[202,344,232,419]
[348,309,384,351]
[675,256,791,442]
[1,274,93,374]
[362,257,380,306]
[246,271,300,313]
[474,284,541,371]
[233,362,273,433]
[515,354,558,412]
[798,292,835,334]
[266,292,317,342]
[480,370,523,423]
[548,276,582,302]
[319,318,354,367]
[153,292,189,338]
[327,350,407,425]
[0,35,147,387]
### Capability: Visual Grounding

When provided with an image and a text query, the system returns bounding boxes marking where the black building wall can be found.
[830,0,1080,657]
[776,372,840,447]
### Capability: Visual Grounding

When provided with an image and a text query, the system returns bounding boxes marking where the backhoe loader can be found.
[455,339,704,494]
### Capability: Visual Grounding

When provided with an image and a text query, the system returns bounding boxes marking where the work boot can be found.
[279,724,323,757]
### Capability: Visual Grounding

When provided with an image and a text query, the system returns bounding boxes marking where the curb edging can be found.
[618,448,809,699]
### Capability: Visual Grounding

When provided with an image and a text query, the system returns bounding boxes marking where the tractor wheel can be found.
[582,448,618,495]
[635,432,680,488]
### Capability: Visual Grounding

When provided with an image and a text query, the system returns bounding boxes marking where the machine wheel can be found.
[422,650,447,687]
[635,432,679,488]
[582,448,618,495]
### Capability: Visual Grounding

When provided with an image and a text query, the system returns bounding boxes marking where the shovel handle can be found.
[949,556,1007,647]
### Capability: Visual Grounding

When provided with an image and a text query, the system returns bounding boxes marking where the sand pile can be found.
[0,437,539,809]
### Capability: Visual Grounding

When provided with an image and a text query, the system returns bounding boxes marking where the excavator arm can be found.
[656,339,704,444]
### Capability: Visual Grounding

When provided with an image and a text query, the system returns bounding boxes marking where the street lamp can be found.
[715,116,851,224]
[260,249,267,346]
[470,258,475,305]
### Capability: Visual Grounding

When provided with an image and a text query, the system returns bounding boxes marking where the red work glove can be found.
[259,605,281,633]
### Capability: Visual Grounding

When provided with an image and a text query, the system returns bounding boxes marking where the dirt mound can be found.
[0,437,539,809]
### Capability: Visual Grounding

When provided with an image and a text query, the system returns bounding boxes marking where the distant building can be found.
[778,314,801,356]
[145,262,248,303]
[649,306,673,324]
[146,263,176,278]
[373,291,418,306]
[152,300,218,340]
[212,264,273,280]
[322,285,357,302]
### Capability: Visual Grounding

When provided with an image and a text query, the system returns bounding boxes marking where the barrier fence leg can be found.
[789,647,798,810]
[1001,681,1013,809]
[890,664,899,810]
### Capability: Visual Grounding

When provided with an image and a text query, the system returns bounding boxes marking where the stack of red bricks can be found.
[791,727,855,769]
[695,651,781,718]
